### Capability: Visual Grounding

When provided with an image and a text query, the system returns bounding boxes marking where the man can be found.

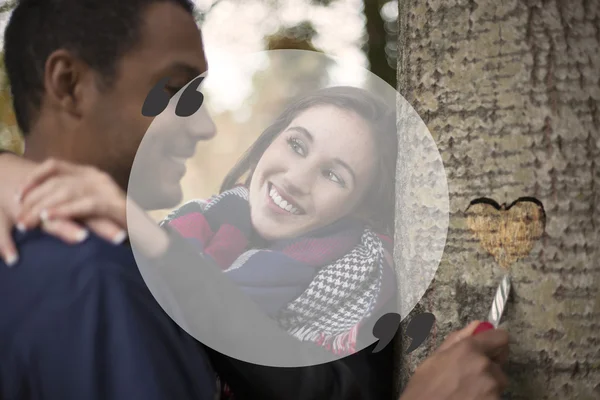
[0,1,220,399]
[0,0,509,399]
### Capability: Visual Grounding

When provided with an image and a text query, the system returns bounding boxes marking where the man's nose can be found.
[185,105,216,140]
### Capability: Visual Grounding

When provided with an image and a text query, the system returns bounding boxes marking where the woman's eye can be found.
[288,138,305,156]
[325,170,345,187]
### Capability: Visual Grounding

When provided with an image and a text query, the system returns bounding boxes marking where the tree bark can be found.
[394,0,600,399]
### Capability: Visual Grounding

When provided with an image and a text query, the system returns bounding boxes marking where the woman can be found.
[1,85,510,400]
[13,86,399,398]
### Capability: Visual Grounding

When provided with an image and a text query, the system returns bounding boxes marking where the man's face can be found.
[83,2,214,210]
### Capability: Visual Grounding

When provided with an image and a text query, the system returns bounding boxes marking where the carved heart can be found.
[466,198,546,269]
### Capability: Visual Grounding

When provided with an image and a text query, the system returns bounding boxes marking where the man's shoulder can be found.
[10,228,135,269]
[0,229,143,302]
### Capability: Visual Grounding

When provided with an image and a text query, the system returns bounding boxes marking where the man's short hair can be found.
[3,0,195,134]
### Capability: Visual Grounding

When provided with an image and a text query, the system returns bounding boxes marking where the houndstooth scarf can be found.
[161,186,394,355]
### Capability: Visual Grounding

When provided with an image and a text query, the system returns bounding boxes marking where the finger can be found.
[17,159,63,202]
[471,328,510,358]
[18,182,79,229]
[462,320,486,336]
[0,213,19,267]
[488,330,510,365]
[18,159,79,202]
[492,347,509,366]
[86,218,128,245]
[461,352,508,400]
[486,362,509,394]
[20,172,83,210]
[46,198,101,221]
[467,373,505,400]
[48,198,124,228]
[437,321,482,352]
[41,219,89,245]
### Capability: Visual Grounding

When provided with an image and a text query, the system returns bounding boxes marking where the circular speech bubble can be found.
[126,49,448,368]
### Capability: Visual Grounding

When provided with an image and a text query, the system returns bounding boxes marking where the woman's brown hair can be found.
[220,86,398,236]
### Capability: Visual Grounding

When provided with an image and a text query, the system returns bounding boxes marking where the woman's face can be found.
[248,105,377,240]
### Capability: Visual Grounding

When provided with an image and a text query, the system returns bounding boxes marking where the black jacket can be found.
[158,227,395,400]
[205,341,394,400]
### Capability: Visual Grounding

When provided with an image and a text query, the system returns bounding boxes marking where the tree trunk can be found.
[394,0,600,399]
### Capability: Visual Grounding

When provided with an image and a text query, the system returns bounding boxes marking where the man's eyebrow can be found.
[163,63,206,83]
[288,126,356,185]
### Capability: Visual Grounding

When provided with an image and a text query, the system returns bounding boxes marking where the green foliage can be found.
[310,0,338,6]
[0,0,17,15]
[0,50,24,154]
[265,21,319,52]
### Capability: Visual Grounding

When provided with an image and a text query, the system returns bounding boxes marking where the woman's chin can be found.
[252,218,300,241]
[252,207,323,241]
[253,219,283,241]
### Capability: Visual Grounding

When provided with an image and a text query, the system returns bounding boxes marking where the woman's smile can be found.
[265,182,304,216]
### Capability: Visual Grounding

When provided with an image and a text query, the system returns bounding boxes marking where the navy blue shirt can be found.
[0,228,217,400]
[0,228,393,400]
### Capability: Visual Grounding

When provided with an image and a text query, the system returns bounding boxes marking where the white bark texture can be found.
[394,0,600,398]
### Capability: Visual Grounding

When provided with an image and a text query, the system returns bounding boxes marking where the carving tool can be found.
[473,274,511,335]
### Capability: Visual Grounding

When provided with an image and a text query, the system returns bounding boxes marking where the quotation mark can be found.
[372,312,401,353]
[371,312,435,354]
[142,76,205,117]
[405,312,435,354]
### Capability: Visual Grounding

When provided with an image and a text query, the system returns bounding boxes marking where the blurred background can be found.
[0,0,400,219]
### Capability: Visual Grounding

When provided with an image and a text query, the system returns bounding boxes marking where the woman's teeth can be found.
[170,156,188,166]
[269,187,300,215]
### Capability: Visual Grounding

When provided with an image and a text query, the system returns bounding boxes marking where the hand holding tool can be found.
[473,274,511,335]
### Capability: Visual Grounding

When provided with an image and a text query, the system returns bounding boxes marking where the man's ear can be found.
[43,49,95,118]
